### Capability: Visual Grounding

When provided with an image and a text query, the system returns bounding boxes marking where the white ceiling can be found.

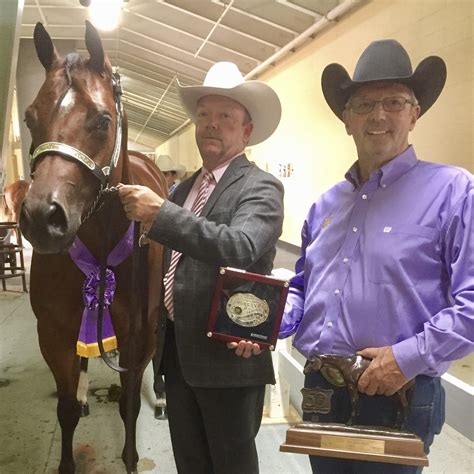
[21,0,363,149]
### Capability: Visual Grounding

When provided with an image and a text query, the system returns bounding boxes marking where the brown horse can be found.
[1,179,30,223]
[19,22,167,473]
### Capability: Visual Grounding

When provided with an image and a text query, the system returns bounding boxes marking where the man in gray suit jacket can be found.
[118,62,284,474]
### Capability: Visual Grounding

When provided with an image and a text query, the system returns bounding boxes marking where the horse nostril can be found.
[46,203,68,235]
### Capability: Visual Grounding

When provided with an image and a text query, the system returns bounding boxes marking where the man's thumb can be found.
[357,347,377,359]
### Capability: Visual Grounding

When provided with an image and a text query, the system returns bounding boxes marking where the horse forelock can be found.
[64,53,83,86]
[33,55,81,115]
[59,53,98,96]
[39,53,109,120]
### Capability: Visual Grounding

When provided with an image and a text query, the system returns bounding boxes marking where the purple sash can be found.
[68,222,134,357]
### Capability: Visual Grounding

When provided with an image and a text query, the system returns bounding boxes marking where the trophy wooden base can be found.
[280,423,428,467]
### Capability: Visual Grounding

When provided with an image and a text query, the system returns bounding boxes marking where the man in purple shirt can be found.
[280,39,473,473]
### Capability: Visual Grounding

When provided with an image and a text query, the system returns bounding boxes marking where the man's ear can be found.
[342,110,352,136]
[409,104,421,131]
[243,121,254,145]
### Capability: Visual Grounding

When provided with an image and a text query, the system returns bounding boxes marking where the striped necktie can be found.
[163,171,214,319]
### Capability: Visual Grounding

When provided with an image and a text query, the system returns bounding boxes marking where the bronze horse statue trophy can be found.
[304,354,415,430]
[19,22,167,473]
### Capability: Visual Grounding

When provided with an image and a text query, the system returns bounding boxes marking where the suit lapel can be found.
[202,154,250,216]
[163,155,250,268]
[164,171,199,268]
[171,170,199,207]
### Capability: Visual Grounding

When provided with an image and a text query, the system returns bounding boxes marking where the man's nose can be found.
[371,101,387,119]
[205,117,219,129]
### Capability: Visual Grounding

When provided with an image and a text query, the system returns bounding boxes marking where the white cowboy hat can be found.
[156,155,186,179]
[176,62,281,146]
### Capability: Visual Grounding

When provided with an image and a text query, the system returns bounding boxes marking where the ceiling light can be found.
[88,0,123,31]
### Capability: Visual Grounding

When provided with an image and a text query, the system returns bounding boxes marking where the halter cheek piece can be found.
[29,70,123,196]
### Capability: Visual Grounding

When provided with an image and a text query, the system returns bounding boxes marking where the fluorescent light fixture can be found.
[89,0,123,31]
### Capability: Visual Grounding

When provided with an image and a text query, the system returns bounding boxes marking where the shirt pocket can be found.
[367,224,439,286]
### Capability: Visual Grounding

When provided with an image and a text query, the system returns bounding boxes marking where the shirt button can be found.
[342,257,349,263]
[352,226,358,232]
[334,289,340,295]
[362,194,368,200]
[381,184,387,188]
[327,322,333,328]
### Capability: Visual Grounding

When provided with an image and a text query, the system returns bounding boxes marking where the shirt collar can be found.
[345,145,418,189]
[203,152,243,183]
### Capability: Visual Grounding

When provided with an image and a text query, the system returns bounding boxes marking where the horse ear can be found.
[33,22,58,70]
[85,20,105,74]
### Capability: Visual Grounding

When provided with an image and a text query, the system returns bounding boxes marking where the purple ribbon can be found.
[83,268,116,310]
[68,222,134,357]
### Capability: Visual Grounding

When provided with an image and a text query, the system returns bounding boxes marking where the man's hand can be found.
[117,184,164,226]
[357,346,408,396]
[227,341,262,358]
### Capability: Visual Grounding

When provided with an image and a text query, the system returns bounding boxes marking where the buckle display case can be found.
[207,267,290,350]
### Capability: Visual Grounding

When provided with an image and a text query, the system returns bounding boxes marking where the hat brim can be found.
[322,56,447,121]
[177,79,282,146]
[159,163,186,179]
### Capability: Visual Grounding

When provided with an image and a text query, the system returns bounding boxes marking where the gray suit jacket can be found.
[149,154,284,387]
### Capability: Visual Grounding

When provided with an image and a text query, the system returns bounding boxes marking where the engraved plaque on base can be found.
[280,423,428,467]
[207,267,289,350]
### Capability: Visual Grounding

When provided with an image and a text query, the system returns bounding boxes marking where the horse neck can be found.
[76,148,131,258]
[118,148,132,185]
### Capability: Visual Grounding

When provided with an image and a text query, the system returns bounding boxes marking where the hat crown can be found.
[156,154,177,170]
[156,154,174,168]
[353,39,414,83]
[202,62,245,89]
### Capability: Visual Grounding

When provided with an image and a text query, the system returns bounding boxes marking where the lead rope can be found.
[94,191,127,372]
[96,70,128,372]
[124,220,143,473]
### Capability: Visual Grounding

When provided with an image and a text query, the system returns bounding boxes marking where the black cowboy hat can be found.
[321,39,447,120]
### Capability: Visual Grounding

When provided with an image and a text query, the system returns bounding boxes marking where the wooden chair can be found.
[0,222,28,292]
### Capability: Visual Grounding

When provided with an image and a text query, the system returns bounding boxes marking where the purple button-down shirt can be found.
[280,146,474,379]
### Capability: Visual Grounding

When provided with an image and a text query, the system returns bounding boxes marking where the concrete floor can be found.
[0,248,473,473]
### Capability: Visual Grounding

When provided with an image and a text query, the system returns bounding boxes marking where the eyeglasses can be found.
[347,96,416,115]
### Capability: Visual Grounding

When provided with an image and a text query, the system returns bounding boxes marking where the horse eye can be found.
[96,115,112,131]
[24,112,35,130]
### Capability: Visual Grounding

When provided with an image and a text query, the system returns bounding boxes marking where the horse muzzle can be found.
[20,198,76,254]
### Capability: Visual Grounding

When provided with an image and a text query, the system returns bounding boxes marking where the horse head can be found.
[1,180,30,222]
[20,22,126,254]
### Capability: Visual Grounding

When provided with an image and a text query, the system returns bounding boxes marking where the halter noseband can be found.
[29,70,123,190]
